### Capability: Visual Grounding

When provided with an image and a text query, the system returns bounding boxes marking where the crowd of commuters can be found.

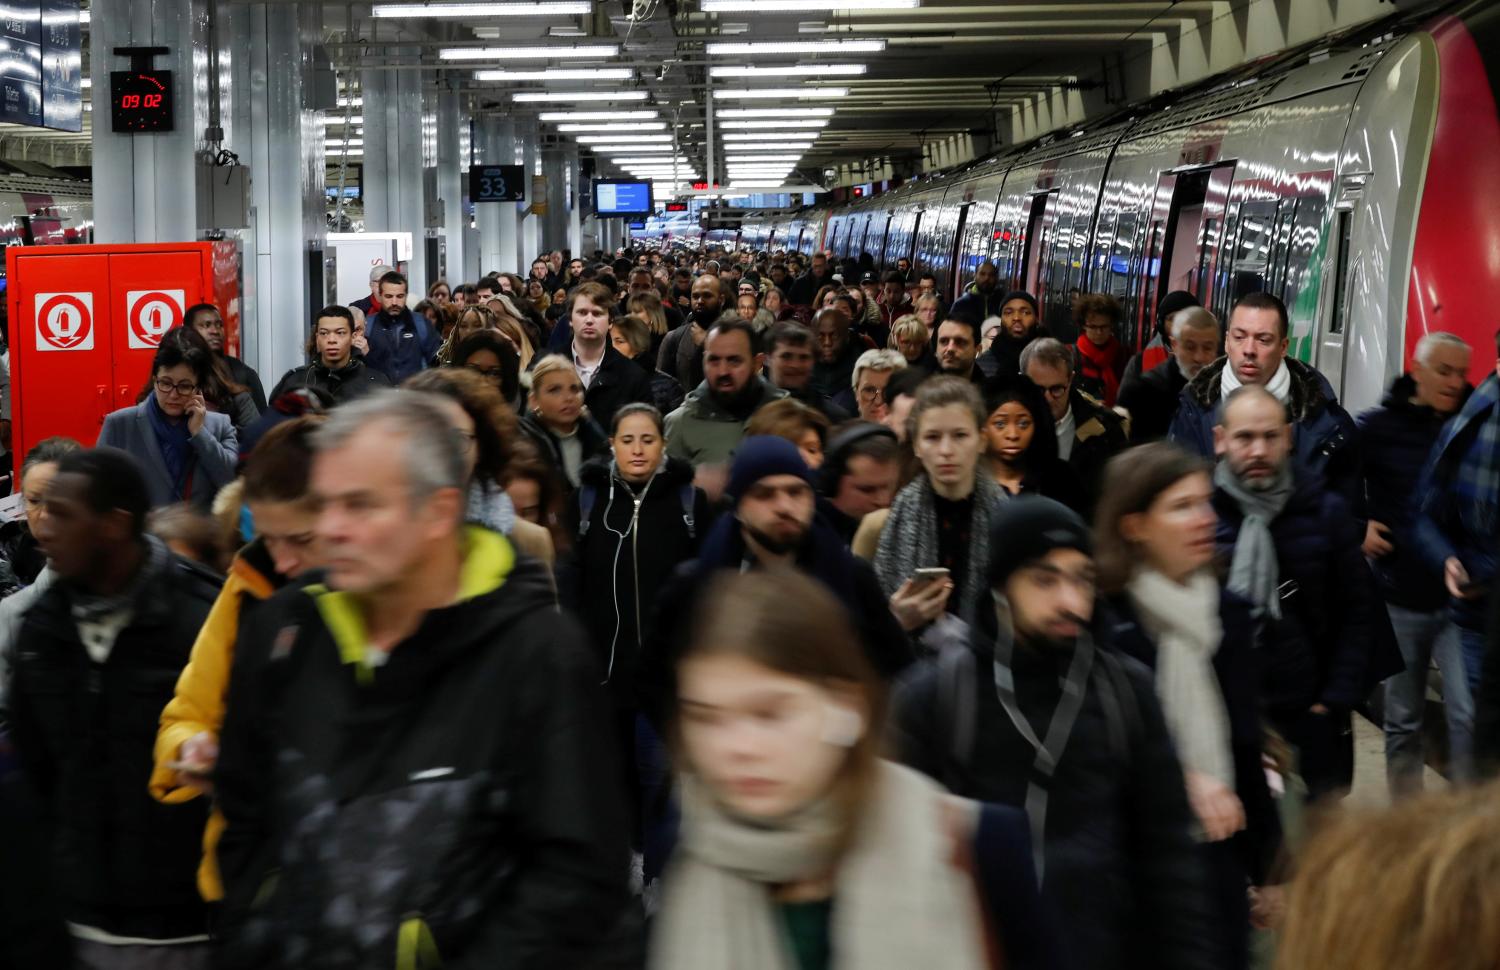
[0,238,1494,970]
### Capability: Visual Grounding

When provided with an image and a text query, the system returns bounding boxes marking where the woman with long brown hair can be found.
[652,569,1057,970]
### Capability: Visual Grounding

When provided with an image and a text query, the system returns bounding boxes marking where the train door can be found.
[1315,179,1363,396]
[1195,165,1237,311]
[1018,191,1055,296]
[947,203,972,299]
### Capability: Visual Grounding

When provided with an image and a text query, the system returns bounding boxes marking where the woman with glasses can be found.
[98,328,239,511]
[451,330,521,410]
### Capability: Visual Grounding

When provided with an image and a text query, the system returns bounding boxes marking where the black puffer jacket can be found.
[891,626,1220,970]
[215,534,630,969]
[268,358,392,406]
[1116,355,1188,443]
[1355,374,1468,612]
[559,456,709,699]
[7,552,220,942]
[518,412,611,491]
[0,522,46,594]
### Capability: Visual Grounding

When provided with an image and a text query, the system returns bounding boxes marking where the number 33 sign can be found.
[469,164,525,203]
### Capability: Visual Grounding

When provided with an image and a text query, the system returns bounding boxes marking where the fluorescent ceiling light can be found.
[513,90,647,102]
[326,139,364,148]
[539,109,657,121]
[555,122,666,131]
[373,2,592,16]
[576,134,674,143]
[713,87,848,100]
[337,97,363,108]
[320,115,363,125]
[589,144,675,153]
[614,157,693,165]
[723,131,821,141]
[439,44,617,60]
[719,141,815,151]
[726,154,803,162]
[728,181,796,189]
[476,67,632,81]
[710,64,866,78]
[80,77,91,88]
[716,107,833,118]
[707,39,884,55]
[78,8,89,22]
[719,119,827,129]
[702,0,917,8]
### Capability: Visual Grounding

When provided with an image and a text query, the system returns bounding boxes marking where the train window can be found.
[1329,208,1353,335]
[1229,201,1278,300]
[1110,212,1139,330]
[1279,196,1327,323]
[1195,219,1217,297]
[1021,194,1051,295]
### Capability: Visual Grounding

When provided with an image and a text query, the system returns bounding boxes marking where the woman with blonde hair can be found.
[437,304,499,365]
[889,314,935,373]
[627,288,672,361]
[519,354,608,490]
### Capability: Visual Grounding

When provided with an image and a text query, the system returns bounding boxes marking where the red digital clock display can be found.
[110,70,173,133]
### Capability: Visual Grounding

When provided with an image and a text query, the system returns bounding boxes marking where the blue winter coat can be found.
[362,307,439,383]
[1169,357,1362,514]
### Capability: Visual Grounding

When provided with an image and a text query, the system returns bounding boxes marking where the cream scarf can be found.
[650,761,990,970]
[1126,569,1234,788]
[1220,357,1291,402]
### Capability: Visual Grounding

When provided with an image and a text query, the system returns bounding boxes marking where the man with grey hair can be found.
[1021,336,1127,507]
[215,390,629,968]
[350,262,394,319]
[1356,331,1475,794]
[839,347,907,423]
[1118,306,1222,442]
[1212,383,1397,801]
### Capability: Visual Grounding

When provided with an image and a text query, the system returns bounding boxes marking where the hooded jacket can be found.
[150,539,283,902]
[1117,355,1189,443]
[664,377,789,468]
[1168,356,1362,512]
[558,456,709,699]
[8,551,222,941]
[269,357,392,406]
[363,307,440,383]
[1356,374,1470,612]
[215,529,629,969]
[891,620,1221,970]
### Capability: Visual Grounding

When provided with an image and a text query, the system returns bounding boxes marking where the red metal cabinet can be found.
[7,241,242,477]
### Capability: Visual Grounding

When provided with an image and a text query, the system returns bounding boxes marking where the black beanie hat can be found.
[999,290,1039,318]
[1155,290,1200,328]
[987,497,1093,586]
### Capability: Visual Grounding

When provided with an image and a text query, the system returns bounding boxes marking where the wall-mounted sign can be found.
[0,0,81,131]
[468,163,525,203]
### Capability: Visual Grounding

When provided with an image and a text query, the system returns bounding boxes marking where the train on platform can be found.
[722,0,1499,417]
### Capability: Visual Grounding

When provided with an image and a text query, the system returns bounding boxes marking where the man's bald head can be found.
[1215,384,1293,489]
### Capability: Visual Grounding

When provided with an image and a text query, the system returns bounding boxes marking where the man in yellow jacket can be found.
[149,417,327,902]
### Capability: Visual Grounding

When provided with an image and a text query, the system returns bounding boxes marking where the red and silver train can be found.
[735,0,1500,415]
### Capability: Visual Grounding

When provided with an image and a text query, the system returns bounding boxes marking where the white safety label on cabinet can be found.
[35,292,95,351]
[125,289,185,349]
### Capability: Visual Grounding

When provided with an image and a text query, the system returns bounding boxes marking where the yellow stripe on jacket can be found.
[149,552,277,903]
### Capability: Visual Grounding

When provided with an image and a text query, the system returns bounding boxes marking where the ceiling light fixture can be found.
[706,39,884,55]
[476,67,633,81]
[718,119,827,129]
[554,122,666,132]
[702,0,916,9]
[373,1,592,16]
[710,64,865,78]
[575,134,674,143]
[512,90,648,102]
[538,109,657,121]
[588,144,676,153]
[713,87,848,100]
[725,154,804,162]
[722,131,821,141]
[438,44,618,60]
[716,107,833,119]
[717,141,816,151]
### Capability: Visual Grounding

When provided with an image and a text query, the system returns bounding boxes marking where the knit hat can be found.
[999,290,1039,317]
[725,436,813,503]
[1156,290,1200,328]
[986,497,1093,586]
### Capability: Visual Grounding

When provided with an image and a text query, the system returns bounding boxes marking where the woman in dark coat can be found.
[1095,442,1281,970]
[517,354,609,492]
[980,373,1087,516]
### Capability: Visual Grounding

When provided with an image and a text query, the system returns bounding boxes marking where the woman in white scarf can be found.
[652,569,1056,970]
[1094,442,1281,968]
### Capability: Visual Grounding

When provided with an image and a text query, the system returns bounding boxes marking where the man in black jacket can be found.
[766,320,851,422]
[1022,337,1128,509]
[892,498,1219,970]
[566,281,653,429]
[1117,306,1221,442]
[1213,386,1398,800]
[188,302,267,412]
[787,250,835,306]
[215,391,630,970]
[1356,332,1475,793]
[9,447,220,967]
[269,306,392,405]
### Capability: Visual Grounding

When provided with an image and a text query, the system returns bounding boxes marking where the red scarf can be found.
[1075,335,1128,406]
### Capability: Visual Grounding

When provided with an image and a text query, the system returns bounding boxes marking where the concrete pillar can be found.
[90,0,209,242]
[474,116,518,277]
[227,2,325,384]
[436,89,464,288]
[362,56,427,289]
[566,144,582,258]
[520,122,540,266]
[541,145,569,253]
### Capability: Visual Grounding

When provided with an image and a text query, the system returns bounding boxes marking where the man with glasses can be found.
[1022,336,1127,509]
[269,306,392,406]
[187,303,266,412]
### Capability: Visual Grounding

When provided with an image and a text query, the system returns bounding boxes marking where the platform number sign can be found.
[35,292,94,351]
[125,289,185,349]
[469,164,526,203]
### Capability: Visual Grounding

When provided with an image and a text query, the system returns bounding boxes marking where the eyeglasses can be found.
[858,385,885,403]
[155,378,198,397]
[465,364,504,380]
[1037,382,1069,398]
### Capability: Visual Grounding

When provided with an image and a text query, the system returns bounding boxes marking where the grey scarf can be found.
[466,480,518,535]
[1213,461,1293,619]
[874,473,1003,626]
[650,763,987,970]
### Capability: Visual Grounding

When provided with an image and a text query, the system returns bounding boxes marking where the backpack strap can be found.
[577,484,598,539]
[678,483,696,540]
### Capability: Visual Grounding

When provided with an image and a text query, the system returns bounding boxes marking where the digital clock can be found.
[110,70,173,132]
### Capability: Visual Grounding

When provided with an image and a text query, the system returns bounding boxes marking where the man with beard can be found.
[984,290,1047,377]
[658,273,725,391]
[1211,385,1397,800]
[765,320,850,422]
[1118,307,1221,442]
[809,307,864,399]
[664,318,787,469]
[643,436,911,725]
[187,303,266,412]
[950,260,1006,325]
[935,314,984,384]
[892,497,1220,970]
[362,272,440,383]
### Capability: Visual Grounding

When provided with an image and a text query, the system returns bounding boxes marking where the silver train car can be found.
[740,0,1500,415]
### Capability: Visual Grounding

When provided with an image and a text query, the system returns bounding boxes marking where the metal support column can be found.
[437,89,465,287]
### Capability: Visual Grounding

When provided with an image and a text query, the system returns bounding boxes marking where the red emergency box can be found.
[7,241,242,478]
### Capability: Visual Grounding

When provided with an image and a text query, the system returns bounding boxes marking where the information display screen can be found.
[110,70,172,132]
[595,179,653,217]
